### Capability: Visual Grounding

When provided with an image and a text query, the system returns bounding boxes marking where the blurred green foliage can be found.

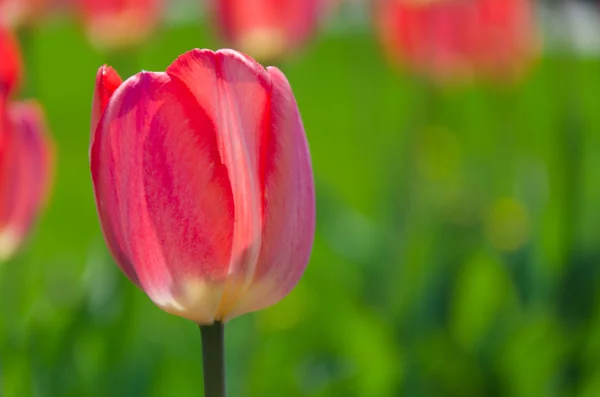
[2,11,600,397]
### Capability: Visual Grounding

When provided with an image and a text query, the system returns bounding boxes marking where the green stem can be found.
[0,353,4,397]
[199,322,226,397]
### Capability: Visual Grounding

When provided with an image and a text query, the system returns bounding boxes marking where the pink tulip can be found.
[374,0,537,82]
[90,49,315,324]
[0,101,54,261]
[76,0,161,49]
[210,0,329,61]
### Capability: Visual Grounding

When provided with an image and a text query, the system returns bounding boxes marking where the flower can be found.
[210,0,329,61]
[90,48,315,324]
[0,25,53,261]
[0,101,54,261]
[0,26,22,98]
[76,0,161,49]
[0,0,47,28]
[374,0,538,83]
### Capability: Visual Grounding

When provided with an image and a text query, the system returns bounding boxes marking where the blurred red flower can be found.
[210,0,333,61]
[0,102,54,261]
[0,25,54,262]
[374,0,538,83]
[0,0,47,27]
[76,0,161,49]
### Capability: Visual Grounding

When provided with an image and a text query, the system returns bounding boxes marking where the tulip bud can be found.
[210,0,329,61]
[76,0,161,49]
[0,26,22,99]
[374,0,538,83]
[90,49,315,324]
[0,101,54,261]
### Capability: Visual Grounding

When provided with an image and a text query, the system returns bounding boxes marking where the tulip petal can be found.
[167,49,270,316]
[224,67,315,320]
[0,26,22,99]
[0,101,53,261]
[91,71,235,323]
[91,65,122,146]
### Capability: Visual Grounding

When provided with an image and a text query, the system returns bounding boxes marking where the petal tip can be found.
[91,64,123,149]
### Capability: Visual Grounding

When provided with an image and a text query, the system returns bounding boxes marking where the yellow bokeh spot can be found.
[237,28,289,63]
[485,198,530,252]
[0,227,19,262]
[415,126,462,183]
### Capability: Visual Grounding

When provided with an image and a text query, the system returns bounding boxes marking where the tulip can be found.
[0,0,47,27]
[0,101,54,261]
[210,0,328,61]
[90,49,315,325]
[374,0,537,82]
[0,26,22,98]
[76,0,160,49]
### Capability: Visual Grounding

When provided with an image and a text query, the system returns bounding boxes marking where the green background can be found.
[3,6,600,397]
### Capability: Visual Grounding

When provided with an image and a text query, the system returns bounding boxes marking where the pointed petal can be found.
[167,49,270,317]
[0,101,54,261]
[0,26,22,99]
[225,67,315,320]
[91,71,235,324]
[91,65,122,146]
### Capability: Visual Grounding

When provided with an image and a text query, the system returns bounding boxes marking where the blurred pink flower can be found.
[0,102,54,261]
[374,0,538,83]
[0,24,54,262]
[210,0,334,61]
[0,0,48,27]
[76,0,161,49]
